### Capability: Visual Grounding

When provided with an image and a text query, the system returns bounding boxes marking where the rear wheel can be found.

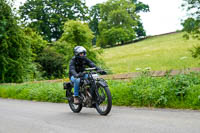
[95,85,112,115]
[68,98,82,113]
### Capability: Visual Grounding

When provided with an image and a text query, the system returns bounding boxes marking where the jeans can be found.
[70,74,88,96]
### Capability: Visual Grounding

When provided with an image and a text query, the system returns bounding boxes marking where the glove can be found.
[78,72,85,77]
[98,70,107,75]
[74,74,79,78]
[74,72,85,78]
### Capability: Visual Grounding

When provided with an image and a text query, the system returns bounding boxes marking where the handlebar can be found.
[82,68,107,75]
[85,68,97,71]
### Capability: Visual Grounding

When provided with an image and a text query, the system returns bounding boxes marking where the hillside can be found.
[102,32,200,74]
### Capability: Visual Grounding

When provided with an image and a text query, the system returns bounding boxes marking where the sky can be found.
[14,0,187,36]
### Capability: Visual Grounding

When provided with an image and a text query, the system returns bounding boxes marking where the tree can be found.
[0,0,34,83]
[132,0,149,37]
[19,0,89,42]
[36,48,67,79]
[182,0,200,59]
[132,0,149,13]
[54,20,103,73]
[23,28,48,58]
[182,0,200,39]
[89,0,149,46]
[97,0,139,47]
[89,4,101,45]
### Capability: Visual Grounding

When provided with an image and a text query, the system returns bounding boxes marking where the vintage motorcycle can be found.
[63,68,112,115]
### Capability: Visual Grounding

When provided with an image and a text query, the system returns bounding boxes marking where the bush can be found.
[36,48,67,79]
[108,80,133,106]
[109,72,200,109]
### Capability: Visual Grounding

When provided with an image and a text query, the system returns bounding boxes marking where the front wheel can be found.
[95,85,112,115]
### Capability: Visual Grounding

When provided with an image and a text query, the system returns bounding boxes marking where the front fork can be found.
[94,79,108,104]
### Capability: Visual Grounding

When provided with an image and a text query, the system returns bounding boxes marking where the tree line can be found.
[19,0,149,46]
[0,0,149,83]
[181,0,200,61]
[1,0,199,83]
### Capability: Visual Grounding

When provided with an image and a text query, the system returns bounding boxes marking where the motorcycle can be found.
[63,68,112,115]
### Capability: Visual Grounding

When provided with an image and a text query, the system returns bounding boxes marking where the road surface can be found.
[0,98,200,133]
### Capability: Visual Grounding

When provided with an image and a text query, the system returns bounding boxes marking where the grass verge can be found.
[0,82,65,103]
[0,72,200,109]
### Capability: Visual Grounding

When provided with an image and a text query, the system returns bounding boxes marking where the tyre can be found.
[68,97,82,113]
[95,85,112,115]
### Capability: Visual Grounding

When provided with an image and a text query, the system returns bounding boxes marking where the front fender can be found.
[97,80,108,88]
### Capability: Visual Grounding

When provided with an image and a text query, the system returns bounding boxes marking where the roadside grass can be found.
[102,32,200,74]
[0,82,65,103]
[0,72,200,110]
[109,72,200,109]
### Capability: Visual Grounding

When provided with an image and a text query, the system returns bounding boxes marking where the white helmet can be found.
[74,46,87,57]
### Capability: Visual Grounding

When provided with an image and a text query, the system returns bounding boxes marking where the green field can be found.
[102,32,200,74]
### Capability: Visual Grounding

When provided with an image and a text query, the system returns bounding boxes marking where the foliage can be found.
[97,0,138,47]
[23,28,50,80]
[36,48,67,79]
[109,72,200,109]
[54,20,104,71]
[0,0,35,83]
[191,45,200,59]
[132,0,149,37]
[182,0,200,61]
[0,82,65,103]
[23,28,48,58]
[1,73,200,109]
[132,0,149,13]
[102,32,199,74]
[89,4,101,45]
[98,27,136,47]
[60,20,94,46]
[19,0,89,42]
[135,21,146,37]
[89,0,149,46]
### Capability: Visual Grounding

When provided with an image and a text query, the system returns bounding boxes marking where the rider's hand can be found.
[74,74,79,78]
[74,73,85,78]
[98,70,107,75]
[78,72,85,77]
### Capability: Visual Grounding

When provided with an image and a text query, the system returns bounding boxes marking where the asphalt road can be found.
[0,98,200,133]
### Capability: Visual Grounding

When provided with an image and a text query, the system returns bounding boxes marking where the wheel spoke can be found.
[95,83,112,115]
[68,96,82,113]
[72,104,79,110]
[97,87,109,111]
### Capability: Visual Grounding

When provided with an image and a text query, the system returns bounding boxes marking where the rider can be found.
[69,46,106,104]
